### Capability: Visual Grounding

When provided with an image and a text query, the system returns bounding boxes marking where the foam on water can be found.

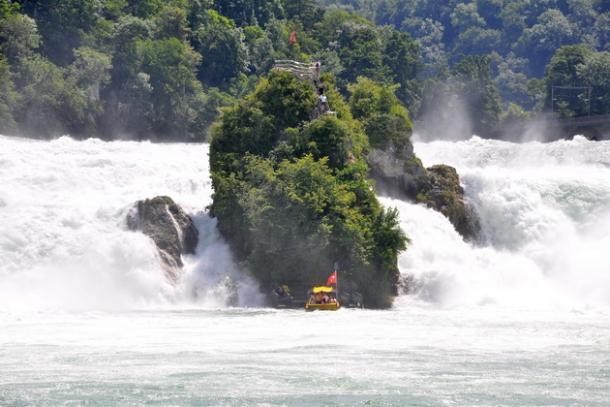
[1,134,609,312]
[388,136,610,310]
[1,135,609,405]
[0,135,261,313]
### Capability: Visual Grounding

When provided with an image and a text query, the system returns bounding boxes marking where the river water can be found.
[0,135,609,406]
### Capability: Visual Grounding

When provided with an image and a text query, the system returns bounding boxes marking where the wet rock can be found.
[417,165,480,240]
[127,196,198,280]
[368,146,430,199]
[368,144,479,241]
[270,284,296,308]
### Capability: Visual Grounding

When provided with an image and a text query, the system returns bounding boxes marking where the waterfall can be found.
[387,136,610,310]
[0,135,262,312]
[1,134,608,312]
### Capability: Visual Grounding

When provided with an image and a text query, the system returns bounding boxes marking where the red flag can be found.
[326,271,337,286]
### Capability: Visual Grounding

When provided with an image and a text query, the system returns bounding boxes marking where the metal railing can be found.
[272,59,320,82]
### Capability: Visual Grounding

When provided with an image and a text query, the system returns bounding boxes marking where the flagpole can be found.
[336,267,339,307]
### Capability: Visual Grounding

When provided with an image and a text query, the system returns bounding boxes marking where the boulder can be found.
[368,144,479,241]
[127,196,198,280]
[270,284,296,308]
[417,165,480,240]
[368,146,430,199]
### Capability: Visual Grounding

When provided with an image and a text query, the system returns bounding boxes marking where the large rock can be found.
[127,196,198,280]
[368,144,479,241]
[417,165,479,240]
[368,146,430,199]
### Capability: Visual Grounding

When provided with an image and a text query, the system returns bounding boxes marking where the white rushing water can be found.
[0,134,609,406]
[392,135,610,311]
[0,135,261,313]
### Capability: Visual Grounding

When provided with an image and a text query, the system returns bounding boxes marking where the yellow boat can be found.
[305,286,340,311]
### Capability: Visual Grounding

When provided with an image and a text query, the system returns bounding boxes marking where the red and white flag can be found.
[326,271,337,286]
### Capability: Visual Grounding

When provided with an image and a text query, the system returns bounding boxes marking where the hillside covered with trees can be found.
[0,0,420,140]
[2,0,609,140]
[321,0,610,125]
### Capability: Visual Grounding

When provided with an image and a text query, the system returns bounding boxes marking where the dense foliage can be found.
[1,0,609,138]
[320,0,610,121]
[0,0,420,139]
[210,71,406,307]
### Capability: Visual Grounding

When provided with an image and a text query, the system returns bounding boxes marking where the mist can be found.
[0,135,261,313]
[398,136,610,310]
[416,92,475,142]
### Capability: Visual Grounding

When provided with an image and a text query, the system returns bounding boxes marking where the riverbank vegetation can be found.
[3,0,608,140]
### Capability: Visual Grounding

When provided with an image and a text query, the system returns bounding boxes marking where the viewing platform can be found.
[272,59,335,119]
[272,59,321,82]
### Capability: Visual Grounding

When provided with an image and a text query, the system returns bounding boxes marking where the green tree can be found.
[154,4,189,40]
[210,102,276,174]
[110,16,152,86]
[12,55,71,136]
[0,12,40,64]
[0,0,20,18]
[293,115,355,169]
[284,0,323,28]
[477,0,503,27]
[453,55,502,135]
[101,15,153,136]
[68,47,111,102]
[243,25,274,73]
[453,27,502,56]
[59,47,113,134]
[544,44,594,115]
[336,21,388,83]
[124,0,163,18]
[213,0,284,27]
[450,2,485,31]
[192,10,247,86]
[253,70,317,130]
[516,9,578,75]
[494,53,533,109]
[0,56,17,132]
[401,16,447,78]
[576,51,610,115]
[19,0,99,65]
[381,29,420,105]
[313,8,370,44]
[594,12,610,50]
[139,38,206,139]
[348,76,413,151]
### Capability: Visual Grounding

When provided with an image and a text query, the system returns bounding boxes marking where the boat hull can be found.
[305,301,340,311]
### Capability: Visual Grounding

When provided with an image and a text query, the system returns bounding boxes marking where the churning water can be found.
[0,134,609,406]
[392,135,610,311]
